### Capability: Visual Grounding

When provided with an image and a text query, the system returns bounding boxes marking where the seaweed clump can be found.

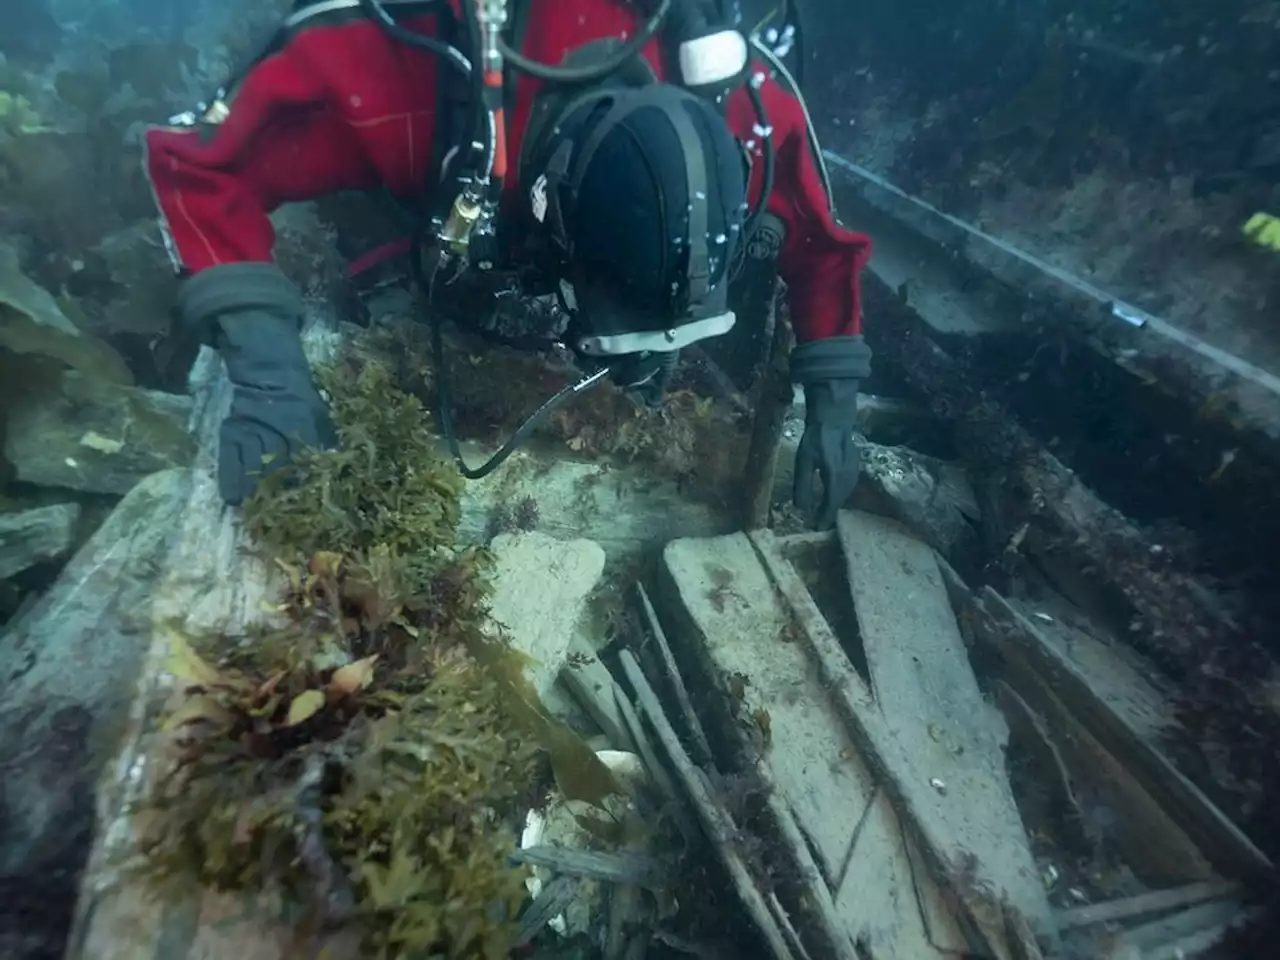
[138,350,547,958]
[373,322,748,495]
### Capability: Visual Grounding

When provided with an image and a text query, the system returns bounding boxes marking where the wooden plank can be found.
[559,635,637,754]
[1000,650,1214,883]
[617,650,798,960]
[755,765,867,960]
[1112,899,1248,957]
[1056,880,1243,930]
[980,588,1272,880]
[1001,596,1176,745]
[749,527,1057,959]
[835,511,1053,945]
[838,510,1006,778]
[740,289,791,530]
[1138,907,1263,960]
[903,829,973,954]
[635,582,713,765]
[660,535,875,880]
[838,788,971,957]
[658,534,953,959]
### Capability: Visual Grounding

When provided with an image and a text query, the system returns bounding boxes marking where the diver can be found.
[143,0,873,529]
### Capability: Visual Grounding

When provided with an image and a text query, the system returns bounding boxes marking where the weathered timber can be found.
[836,510,1016,843]
[837,512,1054,950]
[617,650,799,960]
[994,679,1093,859]
[559,635,639,755]
[853,259,1257,679]
[656,530,1018,957]
[1110,899,1254,960]
[858,267,1280,835]
[511,847,668,888]
[635,582,713,766]
[748,525,1058,958]
[978,588,1271,881]
[825,155,1280,447]
[659,532,955,958]
[515,875,582,948]
[740,293,793,530]
[0,468,191,958]
[611,685,695,841]
[1056,880,1244,931]
[66,319,349,960]
[940,564,1218,883]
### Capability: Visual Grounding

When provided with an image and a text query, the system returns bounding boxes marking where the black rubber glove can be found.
[177,264,337,506]
[791,335,873,530]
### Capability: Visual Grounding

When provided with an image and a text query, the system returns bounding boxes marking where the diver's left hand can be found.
[792,378,862,529]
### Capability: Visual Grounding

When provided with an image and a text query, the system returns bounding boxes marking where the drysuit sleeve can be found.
[143,15,448,273]
[729,70,873,342]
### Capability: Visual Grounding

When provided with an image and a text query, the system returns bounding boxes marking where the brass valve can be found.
[440,191,485,255]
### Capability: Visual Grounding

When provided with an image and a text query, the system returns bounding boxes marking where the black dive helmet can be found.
[518,42,747,391]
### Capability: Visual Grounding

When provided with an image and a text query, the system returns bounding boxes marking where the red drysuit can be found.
[143,0,871,342]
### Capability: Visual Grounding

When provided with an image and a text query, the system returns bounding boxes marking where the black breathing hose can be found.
[416,245,614,480]
[358,0,474,78]
[498,0,674,83]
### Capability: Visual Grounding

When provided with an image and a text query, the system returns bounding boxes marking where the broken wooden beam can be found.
[1056,880,1244,931]
[511,847,668,889]
[751,763,863,960]
[558,636,639,756]
[824,153,1280,446]
[64,319,353,959]
[856,271,1280,841]
[0,468,192,933]
[635,582,713,766]
[1109,898,1256,960]
[978,588,1271,881]
[654,523,1056,958]
[657,531,963,958]
[850,256,1264,683]
[748,521,1058,958]
[617,649,799,960]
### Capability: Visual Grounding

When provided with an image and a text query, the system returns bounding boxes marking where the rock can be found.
[86,222,180,338]
[456,441,730,564]
[774,428,979,564]
[5,369,195,495]
[0,244,132,385]
[850,440,980,563]
[486,530,606,697]
[0,469,191,885]
[0,502,81,578]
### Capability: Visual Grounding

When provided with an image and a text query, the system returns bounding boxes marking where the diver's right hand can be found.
[176,264,337,505]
